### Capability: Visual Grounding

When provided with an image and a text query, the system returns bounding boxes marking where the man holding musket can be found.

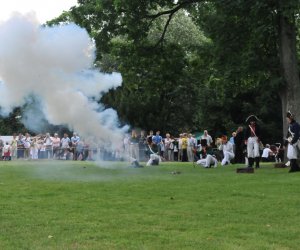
[286,111,300,173]
[245,115,261,168]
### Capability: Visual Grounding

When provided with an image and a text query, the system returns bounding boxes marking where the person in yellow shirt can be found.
[181,133,188,162]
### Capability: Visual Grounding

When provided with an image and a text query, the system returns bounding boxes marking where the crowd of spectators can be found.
[0,132,101,161]
[0,128,283,164]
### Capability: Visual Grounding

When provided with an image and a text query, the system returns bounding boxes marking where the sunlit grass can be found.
[0,160,299,250]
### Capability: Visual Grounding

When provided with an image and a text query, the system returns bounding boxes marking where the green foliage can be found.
[46,0,298,141]
[101,41,201,133]
[0,108,26,135]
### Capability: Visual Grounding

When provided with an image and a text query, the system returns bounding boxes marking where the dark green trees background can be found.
[2,0,300,144]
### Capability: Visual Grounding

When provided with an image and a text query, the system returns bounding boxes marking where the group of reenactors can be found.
[164,111,300,173]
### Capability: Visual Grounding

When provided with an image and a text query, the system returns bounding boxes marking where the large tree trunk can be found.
[278,8,300,139]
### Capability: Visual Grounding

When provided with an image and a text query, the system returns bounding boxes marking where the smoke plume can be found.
[0,13,127,145]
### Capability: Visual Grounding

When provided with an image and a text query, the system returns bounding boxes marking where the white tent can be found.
[0,136,13,144]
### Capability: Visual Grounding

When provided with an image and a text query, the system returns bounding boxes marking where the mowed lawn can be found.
[0,160,300,250]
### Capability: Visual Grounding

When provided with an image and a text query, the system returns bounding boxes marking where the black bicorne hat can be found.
[286,110,294,119]
[245,115,259,123]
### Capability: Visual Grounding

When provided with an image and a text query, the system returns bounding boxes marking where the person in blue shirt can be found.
[152,131,162,155]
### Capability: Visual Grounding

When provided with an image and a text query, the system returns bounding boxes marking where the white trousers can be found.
[196,155,218,168]
[247,136,260,158]
[130,144,139,161]
[221,151,235,166]
[187,146,194,162]
[146,154,161,166]
[287,143,298,160]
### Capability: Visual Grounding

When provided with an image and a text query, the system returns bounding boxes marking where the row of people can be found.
[0,132,99,161]
[1,111,297,173]
[124,129,214,163]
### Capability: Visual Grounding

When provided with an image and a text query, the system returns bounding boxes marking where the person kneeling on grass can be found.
[218,135,235,166]
[145,138,161,166]
[196,145,218,168]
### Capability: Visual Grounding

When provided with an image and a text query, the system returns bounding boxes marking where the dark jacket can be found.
[287,120,300,144]
[245,123,261,139]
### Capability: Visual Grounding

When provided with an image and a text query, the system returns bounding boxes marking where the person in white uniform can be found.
[218,135,235,166]
[245,115,261,168]
[196,146,218,168]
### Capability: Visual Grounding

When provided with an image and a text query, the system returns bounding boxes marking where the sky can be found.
[0,0,77,24]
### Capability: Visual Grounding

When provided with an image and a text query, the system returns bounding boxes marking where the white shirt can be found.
[24,137,31,149]
[61,137,70,148]
[201,135,213,146]
[219,141,234,154]
[262,148,272,158]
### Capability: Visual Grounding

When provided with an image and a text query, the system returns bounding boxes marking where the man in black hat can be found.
[286,111,300,173]
[245,115,261,168]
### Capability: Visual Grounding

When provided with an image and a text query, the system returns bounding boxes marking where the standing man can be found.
[129,129,140,162]
[181,133,188,162]
[152,131,162,156]
[200,130,213,147]
[286,111,300,173]
[234,126,245,164]
[245,115,261,168]
[187,133,197,162]
[71,132,80,160]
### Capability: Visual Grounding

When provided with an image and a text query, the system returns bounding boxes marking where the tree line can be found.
[1,0,300,144]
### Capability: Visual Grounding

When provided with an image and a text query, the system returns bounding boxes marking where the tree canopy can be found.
[2,0,299,144]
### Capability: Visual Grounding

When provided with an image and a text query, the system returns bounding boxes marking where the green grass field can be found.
[0,160,299,250]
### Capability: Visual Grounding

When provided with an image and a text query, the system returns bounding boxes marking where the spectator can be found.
[181,133,188,162]
[261,144,273,162]
[234,126,245,164]
[129,130,139,161]
[30,138,39,160]
[23,133,31,159]
[173,138,179,161]
[285,111,300,172]
[178,134,183,161]
[71,133,80,160]
[75,140,84,160]
[229,131,236,154]
[164,133,174,161]
[60,133,70,160]
[147,130,154,144]
[200,130,213,147]
[139,130,147,161]
[275,143,284,163]
[3,142,11,160]
[44,133,53,159]
[152,131,163,155]
[187,133,197,162]
[10,134,17,159]
[17,133,25,159]
[52,133,61,159]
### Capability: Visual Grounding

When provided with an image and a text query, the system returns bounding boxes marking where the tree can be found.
[48,0,298,142]
[49,3,212,135]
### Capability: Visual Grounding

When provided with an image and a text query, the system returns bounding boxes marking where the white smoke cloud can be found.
[0,12,127,145]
